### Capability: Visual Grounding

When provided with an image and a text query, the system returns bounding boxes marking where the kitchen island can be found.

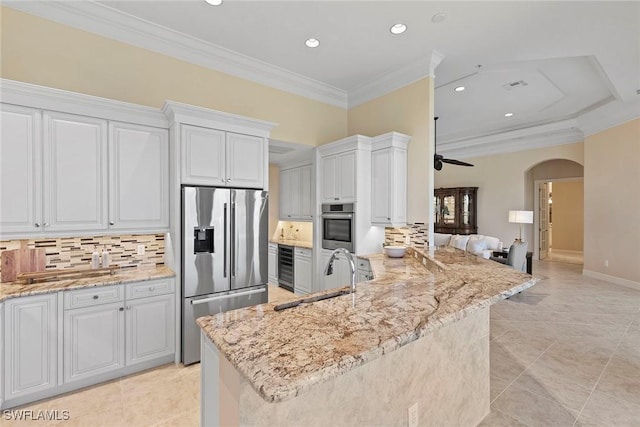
[197,247,537,426]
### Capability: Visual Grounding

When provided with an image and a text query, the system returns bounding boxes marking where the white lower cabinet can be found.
[64,302,125,383]
[126,293,174,366]
[3,294,57,400]
[294,248,312,295]
[268,243,278,285]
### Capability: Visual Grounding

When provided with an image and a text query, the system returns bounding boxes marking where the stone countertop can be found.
[0,266,175,302]
[197,246,538,403]
[269,239,313,250]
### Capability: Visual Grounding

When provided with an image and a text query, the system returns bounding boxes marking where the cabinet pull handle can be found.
[93,295,99,300]
[119,307,124,311]
[334,197,339,200]
[34,223,40,228]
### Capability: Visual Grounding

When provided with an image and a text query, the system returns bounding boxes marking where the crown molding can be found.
[162,101,277,137]
[439,119,584,159]
[317,134,372,156]
[0,78,168,128]
[5,1,348,109]
[372,132,411,150]
[577,99,640,137]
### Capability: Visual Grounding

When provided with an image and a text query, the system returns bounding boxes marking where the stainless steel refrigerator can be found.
[182,186,268,365]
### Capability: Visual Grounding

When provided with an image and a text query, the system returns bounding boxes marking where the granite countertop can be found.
[197,246,538,403]
[269,239,313,249]
[0,265,176,302]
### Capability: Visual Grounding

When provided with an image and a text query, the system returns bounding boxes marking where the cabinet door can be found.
[371,149,392,224]
[299,165,313,220]
[43,112,108,232]
[321,155,337,202]
[268,244,278,285]
[181,125,226,186]
[279,169,291,220]
[4,294,57,399]
[0,105,42,234]
[294,249,312,295]
[109,122,169,230]
[126,294,175,366]
[226,132,264,189]
[337,151,357,202]
[63,302,125,383]
[288,168,301,219]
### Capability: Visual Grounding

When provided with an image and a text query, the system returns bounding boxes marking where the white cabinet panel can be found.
[338,151,357,202]
[63,302,125,383]
[371,138,408,226]
[321,155,337,203]
[371,149,392,224]
[4,294,57,399]
[294,248,312,295]
[181,125,226,186]
[43,112,107,232]
[299,165,313,220]
[109,122,169,230]
[279,169,292,219]
[226,132,264,189]
[0,105,42,234]
[126,294,174,366]
[280,165,312,221]
[268,243,278,285]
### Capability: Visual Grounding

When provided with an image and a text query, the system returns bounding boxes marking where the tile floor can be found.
[4,265,639,426]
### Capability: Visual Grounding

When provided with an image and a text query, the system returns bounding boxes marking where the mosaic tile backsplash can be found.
[0,234,165,273]
[385,223,429,249]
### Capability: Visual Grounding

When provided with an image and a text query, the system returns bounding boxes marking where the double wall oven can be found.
[321,203,355,252]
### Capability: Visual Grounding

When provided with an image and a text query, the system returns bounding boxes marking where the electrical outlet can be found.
[604,259,609,267]
[137,244,145,255]
[408,402,419,427]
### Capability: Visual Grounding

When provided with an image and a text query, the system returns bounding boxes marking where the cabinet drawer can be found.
[294,248,311,258]
[126,279,174,300]
[65,285,124,310]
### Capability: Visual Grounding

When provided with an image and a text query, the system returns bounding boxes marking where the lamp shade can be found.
[508,210,533,224]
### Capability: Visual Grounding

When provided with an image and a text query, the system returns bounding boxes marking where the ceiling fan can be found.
[433,116,474,171]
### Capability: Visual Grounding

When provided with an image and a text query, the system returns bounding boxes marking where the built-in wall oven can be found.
[321,203,355,252]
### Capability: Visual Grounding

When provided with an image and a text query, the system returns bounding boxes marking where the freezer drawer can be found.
[181,285,268,365]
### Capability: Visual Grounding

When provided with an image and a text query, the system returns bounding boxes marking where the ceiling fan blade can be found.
[442,158,474,167]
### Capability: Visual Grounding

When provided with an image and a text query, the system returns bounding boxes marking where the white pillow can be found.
[466,235,484,249]
[433,233,452,247]
[449,235,470,251]
[467,239,487,254]
[483,236,502,251]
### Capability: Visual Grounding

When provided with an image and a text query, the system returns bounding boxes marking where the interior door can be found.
[539,182,550,259]
[231,190,268,290]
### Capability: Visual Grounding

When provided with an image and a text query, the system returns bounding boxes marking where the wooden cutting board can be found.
[1,242,46,283]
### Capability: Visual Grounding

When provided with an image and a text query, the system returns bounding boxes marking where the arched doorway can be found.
[524,159,584,263]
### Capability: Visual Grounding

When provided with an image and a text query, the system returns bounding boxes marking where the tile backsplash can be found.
[0,234,165,273]
[385,223,429,248]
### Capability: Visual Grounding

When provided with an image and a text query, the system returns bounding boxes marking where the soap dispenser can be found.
[91,245,101,269]
[101,245,110,268]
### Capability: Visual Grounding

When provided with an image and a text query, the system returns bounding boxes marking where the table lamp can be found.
[508,210,533,242]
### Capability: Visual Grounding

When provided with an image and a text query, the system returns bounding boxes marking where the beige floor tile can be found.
[509,371,592,415]
[56,406,126,427]
[44,381,122,419]
[525,351,607,391]
[576,389,640,426]
[150,409,200,427]
[490,344,529,382]
[119,364,182,397]
[604,354,640,381]
[490,374,513,403]
[491,386,577,427]
[478,408,530,427]
[122,384,198,426]
[595,371,640,406]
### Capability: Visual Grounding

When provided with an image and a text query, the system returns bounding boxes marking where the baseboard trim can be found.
[582,269,640,291]
[550,249,584,255]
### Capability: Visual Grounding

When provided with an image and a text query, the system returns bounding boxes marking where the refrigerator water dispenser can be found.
[193,227,214,253]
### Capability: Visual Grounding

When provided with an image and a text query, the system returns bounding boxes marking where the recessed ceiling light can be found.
[204,0,222,5]
[454,86,465,92]
[431,13,446,23]
[305,38,320,48]
[390,24,407,35]
[504,113,514,117]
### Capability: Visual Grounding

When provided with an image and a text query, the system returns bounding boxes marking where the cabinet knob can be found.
[109,221,115,226]
[119,307,124,311]
[93,295,99,300]
[227,178,232,182]
[43,222,49,227]
[34,222,40,228]
[149,287,154,291]
[127,305,131,310]
[221,179,225,183]
[387,217,391,220]
[334,197,339,201]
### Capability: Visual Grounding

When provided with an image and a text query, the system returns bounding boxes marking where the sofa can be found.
[433,233,504,259]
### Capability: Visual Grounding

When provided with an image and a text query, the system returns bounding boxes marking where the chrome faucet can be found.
[324,248,357,293]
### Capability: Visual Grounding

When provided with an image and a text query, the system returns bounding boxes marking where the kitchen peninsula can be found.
[197,247,538,426]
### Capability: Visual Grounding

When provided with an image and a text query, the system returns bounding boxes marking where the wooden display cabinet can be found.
[434,187,478,235]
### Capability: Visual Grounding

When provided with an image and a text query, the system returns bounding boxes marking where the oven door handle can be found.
[321,213,353,219]
[190,288,266,305]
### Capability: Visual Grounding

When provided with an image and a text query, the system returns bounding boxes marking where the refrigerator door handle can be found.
[190,288,266,305]
[223,203,228,278]
[231,202,237,278]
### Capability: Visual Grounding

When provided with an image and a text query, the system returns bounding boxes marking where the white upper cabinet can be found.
[109,122,169,230]
[43,112,108,232]
[181,125,265,189]
[371,133,409,227]
[280,165,311,221]
[320,151,357,203]
[0,105,42,234]
[181,125,226,186]
[226,132,264,189]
